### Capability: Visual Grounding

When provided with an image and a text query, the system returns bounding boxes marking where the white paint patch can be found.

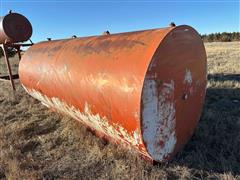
[83,75,138,93]
[184,69,192,84]
[119,78,138,93]
[87,73,109,90]
[22,85,149,157]
[120,84,135,93]
[142,78,176,161]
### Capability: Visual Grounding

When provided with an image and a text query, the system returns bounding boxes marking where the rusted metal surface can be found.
[0,12,32,44]
[19,25,207,162]
[0,11,33,90]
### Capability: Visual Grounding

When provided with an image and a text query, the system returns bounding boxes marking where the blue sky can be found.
[0,0,239,42]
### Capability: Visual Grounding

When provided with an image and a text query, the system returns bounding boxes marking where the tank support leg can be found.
[0,44,16,90]
[16,46,21,60]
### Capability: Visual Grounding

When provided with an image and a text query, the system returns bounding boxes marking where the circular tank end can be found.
[141,25,207,162]
[2,13,32,43]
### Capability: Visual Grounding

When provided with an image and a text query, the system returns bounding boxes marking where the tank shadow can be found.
[208,73,240,82]
[171,73,240,175]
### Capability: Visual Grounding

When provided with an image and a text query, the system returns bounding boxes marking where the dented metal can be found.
[19,25,207,162]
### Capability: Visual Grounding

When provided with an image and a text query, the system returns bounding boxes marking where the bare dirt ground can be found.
[0,42,239,179]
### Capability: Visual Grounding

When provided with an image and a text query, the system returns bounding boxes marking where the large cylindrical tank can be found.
[19,25,206,162]
[0,12,32,44]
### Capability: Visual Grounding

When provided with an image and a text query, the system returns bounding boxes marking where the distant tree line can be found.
[201,32,240,42]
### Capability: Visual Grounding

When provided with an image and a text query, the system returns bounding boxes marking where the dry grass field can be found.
[0,42,239,179]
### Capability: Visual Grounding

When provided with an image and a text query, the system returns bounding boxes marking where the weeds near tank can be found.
[0,42,239,179]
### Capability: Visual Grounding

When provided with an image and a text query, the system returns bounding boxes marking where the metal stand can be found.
[0,41,33,90]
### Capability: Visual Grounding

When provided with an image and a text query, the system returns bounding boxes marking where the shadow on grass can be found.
[208,73,240,82]
[172,74,240,175]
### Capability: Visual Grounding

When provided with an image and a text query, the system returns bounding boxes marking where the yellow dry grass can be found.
[0,42,239,179]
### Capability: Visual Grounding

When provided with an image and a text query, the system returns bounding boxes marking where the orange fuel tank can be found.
[19,25,207,162]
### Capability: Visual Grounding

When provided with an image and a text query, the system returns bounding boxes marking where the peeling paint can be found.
[87,73,109,90]
[142,78,176,161]
[22,85,149,157]
[120,84,135,93]
[119,78,138,93]
[86,75,138,93]
[184,69,192,84]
